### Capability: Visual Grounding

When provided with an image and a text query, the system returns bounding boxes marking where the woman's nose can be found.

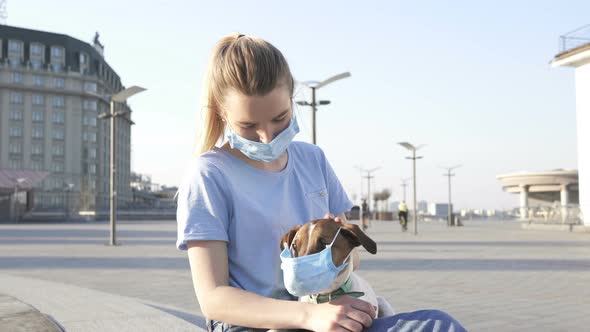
[256,127,275,143]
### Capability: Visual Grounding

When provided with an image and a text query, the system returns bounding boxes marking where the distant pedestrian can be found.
[398,201,409,232]
[361,199,370,230]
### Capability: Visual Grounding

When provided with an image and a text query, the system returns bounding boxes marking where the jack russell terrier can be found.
[279,219,395,318]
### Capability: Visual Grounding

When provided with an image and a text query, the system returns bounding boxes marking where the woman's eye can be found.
[273,117,286,123]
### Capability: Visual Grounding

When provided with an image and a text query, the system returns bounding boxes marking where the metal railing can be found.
[526,205,583,225]
[559,24,590,53]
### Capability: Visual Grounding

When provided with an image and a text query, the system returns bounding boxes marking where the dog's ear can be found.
[341,223,377,254]
[280,225,301,250]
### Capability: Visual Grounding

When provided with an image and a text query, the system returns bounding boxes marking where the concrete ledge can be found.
[521,222,590,232]
[0,294,63,332]
[0,274,205,332]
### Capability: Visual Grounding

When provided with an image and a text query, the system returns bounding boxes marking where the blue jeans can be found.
[365,310,467,332]
[207,309,467,332]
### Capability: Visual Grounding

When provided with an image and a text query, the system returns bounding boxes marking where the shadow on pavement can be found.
[145,303,207,330]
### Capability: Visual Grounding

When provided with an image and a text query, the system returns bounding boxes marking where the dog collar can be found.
[309,278,365,304]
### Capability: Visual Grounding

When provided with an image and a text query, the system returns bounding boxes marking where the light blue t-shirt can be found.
[176,141,353,300]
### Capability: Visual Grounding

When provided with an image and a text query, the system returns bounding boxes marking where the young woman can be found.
[176,34,466,332]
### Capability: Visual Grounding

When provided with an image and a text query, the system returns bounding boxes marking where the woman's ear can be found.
[280,225,301,250]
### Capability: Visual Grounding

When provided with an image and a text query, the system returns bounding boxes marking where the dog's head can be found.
[280,219,377,266]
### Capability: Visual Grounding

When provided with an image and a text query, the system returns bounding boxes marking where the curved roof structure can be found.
[497,169,579,203]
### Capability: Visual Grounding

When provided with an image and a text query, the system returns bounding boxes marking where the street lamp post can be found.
[95,86,146,246]
[400,177,412,202]
[64,182,74,222]
[355,166,381,222]
[13,178,26,223]
[354,165,364,221]
[441,165,462,226]
[296,72,350,144]
[398,142,424,235]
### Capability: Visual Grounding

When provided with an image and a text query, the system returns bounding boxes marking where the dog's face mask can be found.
[279,219,377,296]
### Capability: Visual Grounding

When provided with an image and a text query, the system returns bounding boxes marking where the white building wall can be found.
[575,63,590,225]
[428,203,449,217]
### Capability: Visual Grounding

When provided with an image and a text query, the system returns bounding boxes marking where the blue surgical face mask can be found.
[280,227,350,297]
[227,116,299,162]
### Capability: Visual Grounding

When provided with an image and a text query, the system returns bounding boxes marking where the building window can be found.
[89,148,97,159]
[52,110,65,124]
[30,43,44,57]
[89,164,96,174]
[52,161,64,173]
[32,94,45,105]
[9,109,23,120]
[8,40,23,66]
[33,75,44,87]
[9,126,22,137]
[83,115,98,127]
[83,81,97,92]
[52,196,63,206]
[54,78,65,89]
[51,46,63,57]
[30,59,43,69]
[53,96,65,108]
[9,142,22,154]
[30,43,45,69]
[32,126,44,139]
[52,128,65,140]
[9,40,23,53]
[83,99,97,111]
[32,144,43,155]
[83,132,97,142]
[10,72,23,84]
[10,92,23,104]
[32,110,44,122]
[50,46,65,72]
[52,145,64,156]
[31,160,44,171]
[8,159,23,169]
[80,52,90,74]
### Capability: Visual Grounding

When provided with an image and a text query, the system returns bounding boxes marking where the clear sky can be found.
[9,1,589,210]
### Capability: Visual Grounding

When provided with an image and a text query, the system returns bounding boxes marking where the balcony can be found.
[558,24,590,55]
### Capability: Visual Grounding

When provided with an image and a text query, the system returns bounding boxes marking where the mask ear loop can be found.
[329,227,353,266]
[328,227,343,247]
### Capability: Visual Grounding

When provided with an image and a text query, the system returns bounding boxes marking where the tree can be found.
[373,189,392,212]
[381,189,391,212]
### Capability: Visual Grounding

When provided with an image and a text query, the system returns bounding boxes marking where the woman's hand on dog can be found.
[324,213,344,224]
[304,295,375,332]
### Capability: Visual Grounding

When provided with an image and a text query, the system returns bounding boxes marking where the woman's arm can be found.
[187,240,374,331]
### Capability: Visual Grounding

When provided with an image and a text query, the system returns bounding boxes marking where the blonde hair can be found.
[196,34,295,154]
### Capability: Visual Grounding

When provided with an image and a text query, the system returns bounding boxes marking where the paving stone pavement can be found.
[0,218,589,331]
